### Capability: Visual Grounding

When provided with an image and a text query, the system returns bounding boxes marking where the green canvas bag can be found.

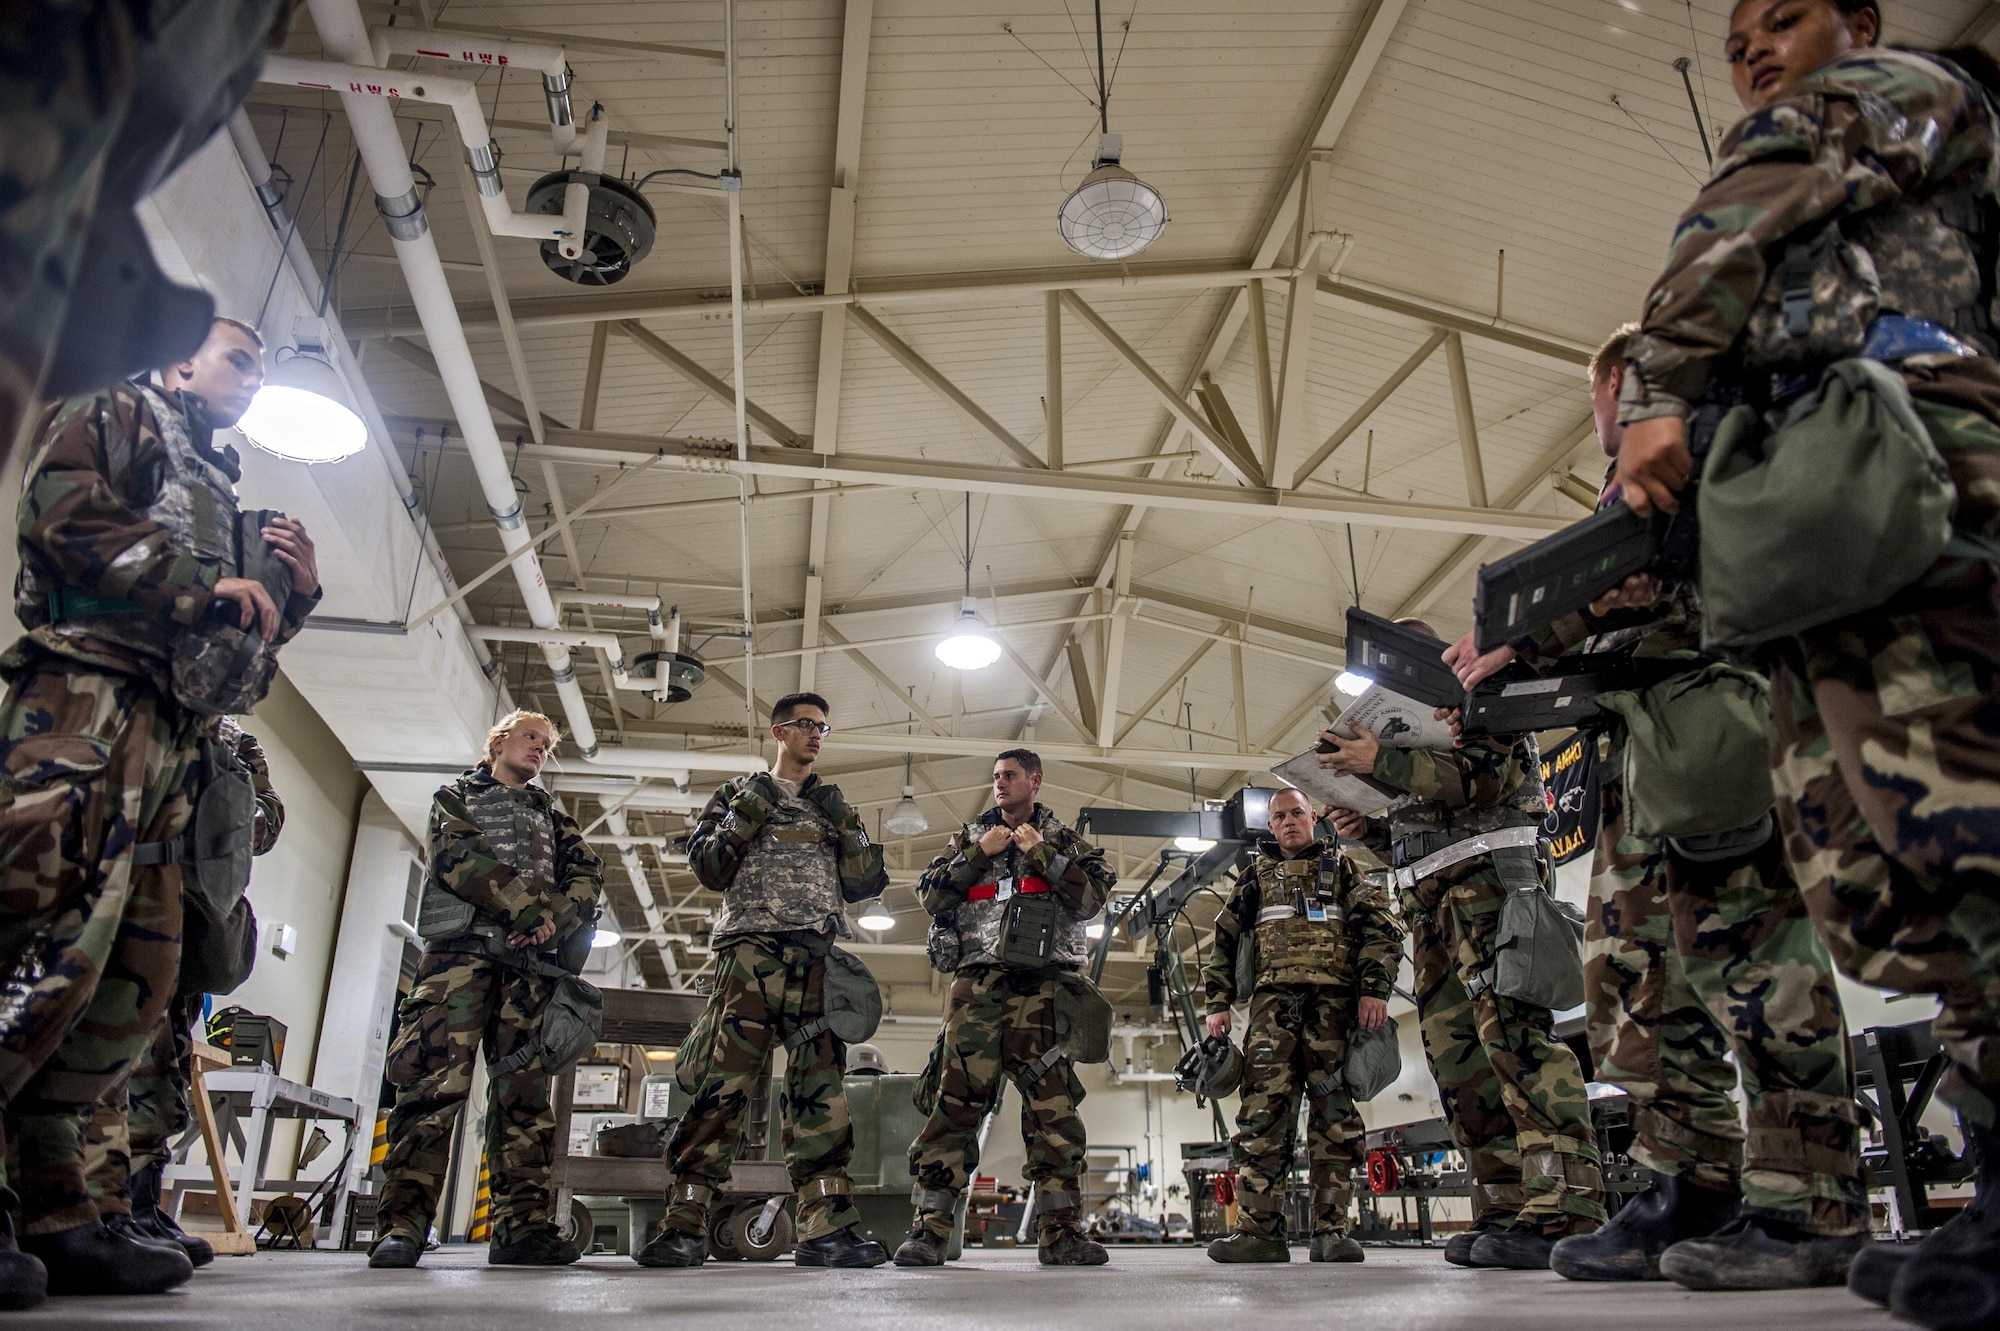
[1486,845,1586,1012]
[1699,358,1956,648]
[1598,664,1776,840]
[1053,972,1113,1065]
[1342,1014,1402,1102]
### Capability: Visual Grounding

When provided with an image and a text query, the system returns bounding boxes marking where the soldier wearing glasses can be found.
[635,692,891,1269]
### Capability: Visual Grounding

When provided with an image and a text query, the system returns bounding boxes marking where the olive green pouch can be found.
[1699,358,1956,648]
[1053,972,1113,1065]
[1486,846,1585,1012]
[1342,1015,1402,1102]
[1597,664,1775,840]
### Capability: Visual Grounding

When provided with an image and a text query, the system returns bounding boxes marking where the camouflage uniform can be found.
[0,384,314,1235]
[1201,838,1402,1239]
[374,768,603,1247]
[1620,48,2000,1130]
[1361,738,1607,1237]
[1512,517,1865,1233]
[82,718,284,1215]
[660,771,886,1243]
[907,805,1114,1241]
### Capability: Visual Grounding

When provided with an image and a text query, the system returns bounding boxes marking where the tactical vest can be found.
[1738,54,2000,377]
[953,814,1090,971]
[1245,848,1354,991]
[1384,748,1546,875]
[26,383,240,666]
[418,772,559,944]
[712,782,844,941]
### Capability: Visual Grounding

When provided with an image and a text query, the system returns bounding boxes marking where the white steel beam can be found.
[1291,327,1446,490]
[450,148,545,444]
[1045,291,1064,469]
[1059,291,1261,486]
[1096,535,1134,749]
[578,323,609,431]
[619,321,807,448]
[1395,414,1597,618]
[1445,332,1488,507]
[849,306,1044,470]
[1318,276,1593,369]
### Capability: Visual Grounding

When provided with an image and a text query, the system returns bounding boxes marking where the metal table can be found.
[165,1068,362,1249]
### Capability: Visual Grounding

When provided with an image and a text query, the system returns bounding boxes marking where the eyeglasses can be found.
[775,719,832,737]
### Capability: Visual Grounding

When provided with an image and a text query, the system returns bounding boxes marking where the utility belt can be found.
[968,875,1050,902]
[1389,824,1539,890]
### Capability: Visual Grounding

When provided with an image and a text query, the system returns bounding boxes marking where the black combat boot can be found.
[22,1219,193,1295]
[103,1212,189,1258]
[1037,1225,1109,1266]
[1658,1214,1868,1290]
[1849,1235,1925,1308]
[1208,1197,1288,1263]
[634,1224,707,1268]
[367,1232,423,1269]
[0,1203,46,1309]
[129,1161,213,1268]
[1469,1223,1564,1270]
[488,1227,582,1266]
[1550,1173,1739,1282]
[1444,1215,1507,1267]
[1309,1231,1365,1263]
[1891,1120,2000,1330]
[893,1220,949,1267]
[794,1224,888,1267]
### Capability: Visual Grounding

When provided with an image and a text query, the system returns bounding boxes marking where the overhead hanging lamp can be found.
[857,905,896,932]
[886,755,930,836]
[935,496,1001,671]
[238,321,367,463]
[1057,2,1168,260]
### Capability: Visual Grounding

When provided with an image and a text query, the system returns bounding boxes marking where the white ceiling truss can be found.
[263,0,1995,985]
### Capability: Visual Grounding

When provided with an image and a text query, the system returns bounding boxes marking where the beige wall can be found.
[224,669,366,1086]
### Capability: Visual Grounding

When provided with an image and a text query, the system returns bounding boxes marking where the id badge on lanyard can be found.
[1303,893,1328,924]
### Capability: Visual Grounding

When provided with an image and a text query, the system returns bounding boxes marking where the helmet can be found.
[1172,1036,1244,1100]
[846,1042,889,1076]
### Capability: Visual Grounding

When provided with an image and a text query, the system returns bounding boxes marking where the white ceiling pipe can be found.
[548,779,711,812]
[260,54,588,259]
[553,590,669,643]
[469,623,668,697]
[368,26,583,143]
[296,0,593,764]
[223,106,504,688]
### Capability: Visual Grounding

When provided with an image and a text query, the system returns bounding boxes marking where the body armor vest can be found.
[1385,756,1546,870]
[418,774,558,943]
[954,815,1091,971]
[27,383,241,666]
[1248,848,1353,990]
[713,785,844,941]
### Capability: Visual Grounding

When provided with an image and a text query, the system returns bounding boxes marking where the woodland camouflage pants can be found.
[663,934,858,1242]
[1588,764,1865,1235]
[1404,858,1605,1237]
[376,950,558,1246]
[0,662,199,1234]
[82,991,198,1214]
[908,965,1089,1240]
[1766,557,2000,1130]
[1230,983,1364,1239]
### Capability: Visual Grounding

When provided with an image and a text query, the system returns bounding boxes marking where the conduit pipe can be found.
[603,807,679,981]
[224,107,503,685]
[260,53,591,259]
[553,590,671,645]
[468,623,705,704]
[295,0,746,780]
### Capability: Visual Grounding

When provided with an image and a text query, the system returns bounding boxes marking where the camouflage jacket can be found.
[428,768,602,942]
[5,381,318,693]
[217,716,284,856]
[1361,736,1546,861]
[1617,49,2000,540]
[917,803,1115,971]
[689,771,887,942]
[1203,838,1401,1011]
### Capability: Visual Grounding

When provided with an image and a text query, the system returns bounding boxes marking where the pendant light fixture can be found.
[885,754,930,836]
[238,322,367,463]
[935,495,1001,670]
[1057,1,1168,260]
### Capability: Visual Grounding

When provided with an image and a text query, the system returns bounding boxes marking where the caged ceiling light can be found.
[1056,2,1167,260]
[1059,134,1168,261]
[238,324,367,464]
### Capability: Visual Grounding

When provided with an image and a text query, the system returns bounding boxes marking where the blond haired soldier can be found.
[369,711,604,1269]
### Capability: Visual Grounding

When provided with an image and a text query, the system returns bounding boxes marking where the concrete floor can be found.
[7,1244,1902,1330]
